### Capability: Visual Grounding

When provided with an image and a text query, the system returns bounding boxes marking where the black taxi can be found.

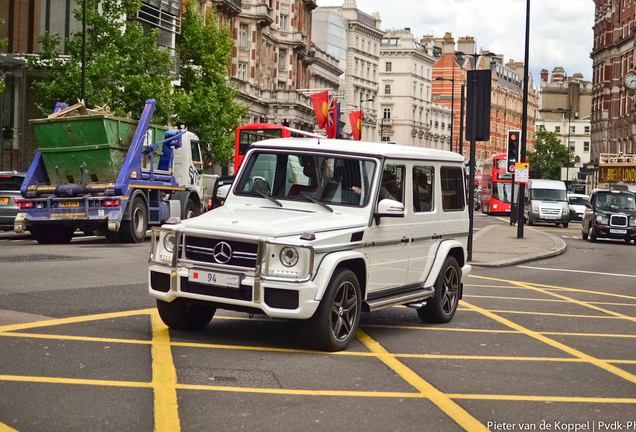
[582,186,636,244]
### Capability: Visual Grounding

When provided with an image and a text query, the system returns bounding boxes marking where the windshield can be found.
[235,151,376,207]
[568,196,588,206]
[0,175,24,191]
[530,188,567,201]
[596,193,636,211]
[492,183,520,204]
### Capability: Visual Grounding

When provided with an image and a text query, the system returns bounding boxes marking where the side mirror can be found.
[585,203,592,209]
[375,199,405,218]
[217,184,230,200]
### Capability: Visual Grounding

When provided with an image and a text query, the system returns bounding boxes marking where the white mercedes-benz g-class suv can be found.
[149,138,471,351]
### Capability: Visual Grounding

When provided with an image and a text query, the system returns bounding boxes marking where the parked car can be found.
[148,139,472,351]
[568,193,589,221]
[581,187,636,244]
[0,171,26,231]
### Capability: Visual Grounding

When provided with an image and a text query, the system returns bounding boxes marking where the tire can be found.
[417,256,461,324]
[120,196,148,243]
[31,225,51,244]
[305,268,361,352]
[581,230,588,240]
[183,198,200,220]
[563,222,569,229]
[589,224,597,242]
[527,218,533,226]
[624,238,632,245]
[156,298,216,330]
[31,225,74,244]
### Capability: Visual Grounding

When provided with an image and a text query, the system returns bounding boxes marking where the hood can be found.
[534,200,567,207]
[182,203,368,238]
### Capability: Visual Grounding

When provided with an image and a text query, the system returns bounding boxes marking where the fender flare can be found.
[422,239,467,288]
[121,189,147,221]
[312,251,368,301]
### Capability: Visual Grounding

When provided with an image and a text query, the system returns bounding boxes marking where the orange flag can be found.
[311,91,329,129]
[349,110,363,140]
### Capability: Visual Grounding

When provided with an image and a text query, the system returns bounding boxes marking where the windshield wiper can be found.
[254,191,283,207]
[300,194,333,212]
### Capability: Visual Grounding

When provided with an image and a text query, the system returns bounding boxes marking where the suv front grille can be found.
[610,215,628,227]
[184,236,258,268]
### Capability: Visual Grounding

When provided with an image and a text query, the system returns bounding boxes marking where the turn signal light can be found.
[103,199,120,207]
[17,201,34,209]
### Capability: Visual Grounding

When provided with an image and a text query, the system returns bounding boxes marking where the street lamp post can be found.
[556,108,571,187]
[435,76,455,152]
[360,97,374,141]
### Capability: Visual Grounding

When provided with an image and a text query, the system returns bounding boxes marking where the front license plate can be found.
[545,215,558,219]
[610,229,627,234]
[60,201,79,208]
[0,197,8,204]
[188,269,240,288]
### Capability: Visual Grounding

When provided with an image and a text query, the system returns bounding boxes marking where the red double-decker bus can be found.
[481,153,520,214]
[234,123,324,172]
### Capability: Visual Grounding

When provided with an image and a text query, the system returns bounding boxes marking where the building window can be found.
[278,49,287,70]
[280,14,289,30]
[584,126,590,133]
[584,141,590,152]
[239,24,249,48]
[238,62,247,80]
[435,121,439,128]
[555,126,561,133]
[381,136,391,142]
[441,122,445,129]
[383,108,391,119]
[570,126,575,134]
[385,84,391,95]
[569,141,575,150]
[386,62,392,72]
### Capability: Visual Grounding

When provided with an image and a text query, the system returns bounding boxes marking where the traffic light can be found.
[507,130,521,173]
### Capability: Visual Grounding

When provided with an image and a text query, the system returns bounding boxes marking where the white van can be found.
[148,138,471,351]
[524,179,570,228]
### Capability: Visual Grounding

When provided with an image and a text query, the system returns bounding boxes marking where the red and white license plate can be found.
[188,269,240,288]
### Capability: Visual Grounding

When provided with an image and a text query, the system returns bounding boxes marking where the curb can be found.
[470,226,567,268]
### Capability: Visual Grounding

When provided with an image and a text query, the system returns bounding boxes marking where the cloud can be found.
[317,0,594,82]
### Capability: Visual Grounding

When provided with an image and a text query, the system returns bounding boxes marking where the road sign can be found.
[515,162,529,183]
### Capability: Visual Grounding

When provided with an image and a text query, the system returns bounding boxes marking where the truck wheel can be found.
[417,256,460,323]
[183,198,200,219]
[156,299,216,330]
[562,222,569,229]
[305,268,361,352]
[105,230,121,243]
[527,218,533,226]
[120,197,148,243]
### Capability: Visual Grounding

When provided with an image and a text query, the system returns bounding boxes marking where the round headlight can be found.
[596,215,604,223]
[280,247,299,267]
[163,232,175,252]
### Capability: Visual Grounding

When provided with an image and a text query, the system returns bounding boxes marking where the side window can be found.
[413,165,434,212]
[440,167,465,211]
[379,163,405,204]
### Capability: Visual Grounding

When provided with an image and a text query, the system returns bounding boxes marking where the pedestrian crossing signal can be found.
[507,130,520,173]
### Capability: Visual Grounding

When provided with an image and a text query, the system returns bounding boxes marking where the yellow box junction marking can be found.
[151,311,181,432]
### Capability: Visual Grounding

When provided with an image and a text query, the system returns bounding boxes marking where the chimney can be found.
[541,69,549,83]
[442,32,455,54]
[551,66,565,83]
[457,36,475,55]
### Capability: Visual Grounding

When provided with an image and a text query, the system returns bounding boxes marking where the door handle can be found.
[400,237,409,243]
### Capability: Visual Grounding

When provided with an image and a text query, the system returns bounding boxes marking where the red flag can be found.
[311,91,329,129]
[349,110,363,141]
[325,95,338,138]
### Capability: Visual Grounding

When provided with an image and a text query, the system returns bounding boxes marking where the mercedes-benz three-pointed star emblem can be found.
[213,241,233,263]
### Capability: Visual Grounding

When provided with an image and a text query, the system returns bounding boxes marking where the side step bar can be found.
[363,286,435,312]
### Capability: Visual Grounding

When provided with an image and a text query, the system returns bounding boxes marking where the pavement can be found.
[470,224,567,267]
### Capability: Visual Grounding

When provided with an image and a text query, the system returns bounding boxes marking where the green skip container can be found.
[30,114,167,186]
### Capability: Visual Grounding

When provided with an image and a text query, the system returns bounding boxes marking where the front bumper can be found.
[593,224,636,240]
[528,212,569,224]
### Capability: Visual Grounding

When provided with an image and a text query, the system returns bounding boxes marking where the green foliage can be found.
[0,9,7,93]
[27,0,174,121]
[175,4,247,166]
[527,126,579,180]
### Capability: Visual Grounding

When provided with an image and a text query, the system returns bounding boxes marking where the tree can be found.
[175,4,247,166]
[27,0,175,121]
[0,8,7,94]
[527,126,579,180]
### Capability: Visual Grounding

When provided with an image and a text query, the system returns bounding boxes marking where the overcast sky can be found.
[316,0,595,85]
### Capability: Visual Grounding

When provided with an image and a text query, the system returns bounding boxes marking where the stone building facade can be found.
[378,28,450,149]
[536,67,592,189]
[312,1,383,141]
[590,0,636,183]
